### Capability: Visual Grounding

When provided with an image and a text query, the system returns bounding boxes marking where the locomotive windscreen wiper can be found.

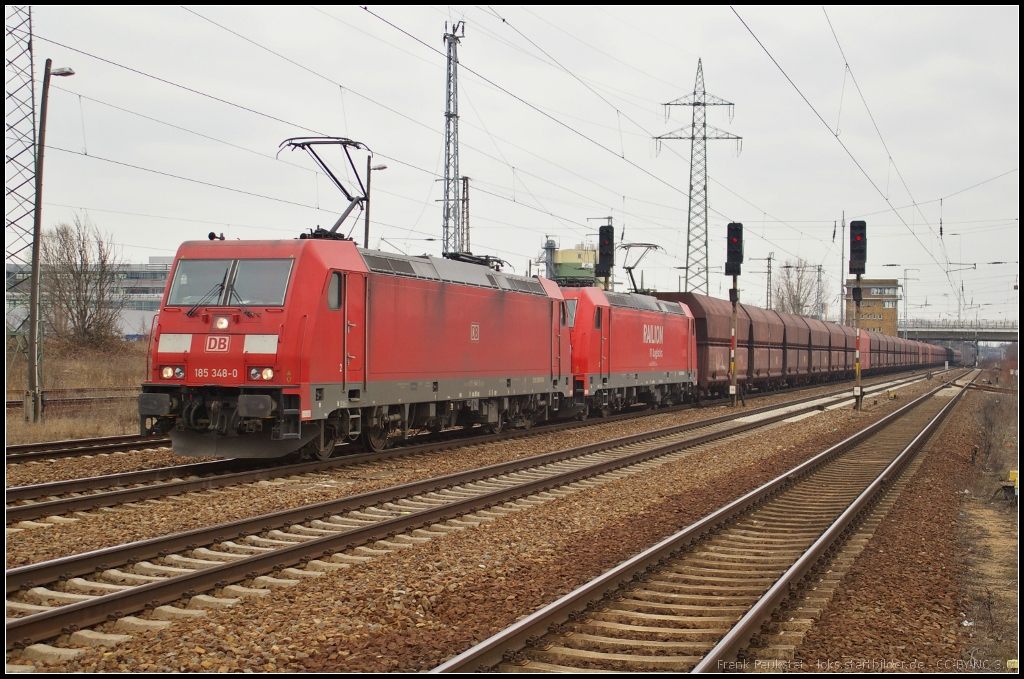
[224,284,255,317]
[185,268,229,317]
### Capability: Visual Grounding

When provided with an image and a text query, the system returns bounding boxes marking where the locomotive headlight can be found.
[261,367,274,380]
[173,367,185,379]
[213,316,230,330]
[161,366,174,379]
[249,367,261,380]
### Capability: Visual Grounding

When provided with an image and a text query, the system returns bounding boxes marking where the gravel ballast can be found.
[5,378,912,569]
[793,383,1013,672]
[12,377,947,673]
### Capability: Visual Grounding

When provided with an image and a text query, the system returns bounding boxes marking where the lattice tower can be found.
[655,59,741,295]
[5,5,36,380]
[441,22,465,255]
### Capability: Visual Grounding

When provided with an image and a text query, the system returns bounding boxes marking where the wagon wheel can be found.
[598,405,611,418]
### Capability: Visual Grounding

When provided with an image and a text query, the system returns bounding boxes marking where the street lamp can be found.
[26,59,75,423]
[363,161,387,248]
[902,268,919,338]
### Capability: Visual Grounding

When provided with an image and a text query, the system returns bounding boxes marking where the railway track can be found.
[6,435,171,464]
[5,368,943,464]
[5,372,932,525]
[432,370,977,673]
[4,371,957,654]
[6,390,138,412]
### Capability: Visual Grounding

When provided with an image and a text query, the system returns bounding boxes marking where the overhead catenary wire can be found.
[730,6,963,307]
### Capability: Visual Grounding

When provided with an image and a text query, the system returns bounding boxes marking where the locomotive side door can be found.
[344,272,367,392]
[602,307,611,384]
[551,300,563,387]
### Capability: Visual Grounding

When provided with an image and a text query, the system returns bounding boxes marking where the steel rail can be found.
[4,368,940,463]
[6,435,172,462]
[430,371,971,673]
[5,387,847,594]
[4,375,906,649]
[692,370,976,672]
[6,371,933,524]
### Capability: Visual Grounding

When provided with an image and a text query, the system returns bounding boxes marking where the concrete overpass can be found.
[898,319,1018,342]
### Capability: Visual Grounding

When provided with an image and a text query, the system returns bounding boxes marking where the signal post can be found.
[726,223,743,407]
[849,221,867,410]
[596,223,615,290]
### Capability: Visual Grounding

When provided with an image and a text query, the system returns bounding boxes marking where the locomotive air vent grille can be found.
[389,259,416,275]
[364,254,396,273]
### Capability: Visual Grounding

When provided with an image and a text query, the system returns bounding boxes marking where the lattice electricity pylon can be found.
[5,5,37,378]
[654,59,741,296]
[441,21,465,257]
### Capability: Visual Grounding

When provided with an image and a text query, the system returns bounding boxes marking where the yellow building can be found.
[552,245,597,282]
[845,278,899,335]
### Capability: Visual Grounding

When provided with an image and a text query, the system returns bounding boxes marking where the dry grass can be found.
[6,339,147,444]
[956,378,1018,671]
[6,338,148,394]
[5,401,141,445]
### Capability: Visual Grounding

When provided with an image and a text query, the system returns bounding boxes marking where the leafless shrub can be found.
[773,258,828,316]
[41,214,126,346]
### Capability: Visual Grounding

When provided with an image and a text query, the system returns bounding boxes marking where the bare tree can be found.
[773,258,816,316]
[41,214,126,346]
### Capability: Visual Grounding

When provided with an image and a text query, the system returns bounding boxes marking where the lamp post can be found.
[902,268,919,338]
[26,59,75,423]
[363,161,387,248]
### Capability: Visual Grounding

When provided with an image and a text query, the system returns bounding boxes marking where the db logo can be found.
[205,336,230,352]
[470,323,480,342]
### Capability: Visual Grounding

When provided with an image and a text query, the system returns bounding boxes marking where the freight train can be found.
[138,237,958,459]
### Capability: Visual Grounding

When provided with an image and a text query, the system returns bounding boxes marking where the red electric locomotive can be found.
[560,287,697,416]
[139,237,573,458]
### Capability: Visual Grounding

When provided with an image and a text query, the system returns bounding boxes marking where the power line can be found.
[821,7,952,268]
[361,6,697,202]
[730,6,961,304]
[49,146,334,212]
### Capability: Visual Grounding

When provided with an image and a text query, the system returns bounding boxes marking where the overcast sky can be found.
[27,5,1019,321]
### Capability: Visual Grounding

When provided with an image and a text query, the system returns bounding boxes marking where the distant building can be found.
[552,243,598,285]
[117,257,173,335]
[845,278,899,335]
[5,256,172,338]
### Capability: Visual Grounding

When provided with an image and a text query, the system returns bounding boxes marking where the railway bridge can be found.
[899,319,1018,343]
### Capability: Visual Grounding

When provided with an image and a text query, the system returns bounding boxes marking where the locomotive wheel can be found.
[487,411,507,434]
[314,437,337,461]
[363,422,389,452]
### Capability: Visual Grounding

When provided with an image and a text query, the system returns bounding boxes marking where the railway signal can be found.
[725,222,743,406]
[849,220,867,409]
[596,224,615,283]
[725,222,743,276]
[849,220,866,274]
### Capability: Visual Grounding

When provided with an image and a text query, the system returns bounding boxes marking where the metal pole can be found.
[840,213,845,325]
[26,58,54,423]
[854,272,862,410]
[730,274,738,407]
[363,155,371,248]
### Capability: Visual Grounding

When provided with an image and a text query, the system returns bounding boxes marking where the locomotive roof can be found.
[604,290,687,316]
[358,248,549,297]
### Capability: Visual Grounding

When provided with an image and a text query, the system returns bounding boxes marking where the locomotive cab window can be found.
[595,306,602,329]
[565,299,577,328]
[167,258,294,307]
[328,272,342,310]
